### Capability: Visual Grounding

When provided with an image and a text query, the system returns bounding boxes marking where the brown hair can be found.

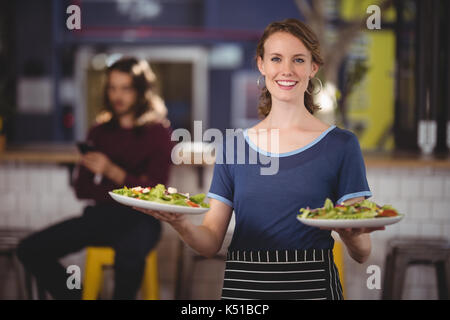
[255,18,324,118]
[98,57,169,128]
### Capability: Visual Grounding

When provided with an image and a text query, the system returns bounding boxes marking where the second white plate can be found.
[297,215,403,228]
[109,192,209,215]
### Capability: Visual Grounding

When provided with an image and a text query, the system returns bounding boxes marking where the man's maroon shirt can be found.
[74,121,174,204]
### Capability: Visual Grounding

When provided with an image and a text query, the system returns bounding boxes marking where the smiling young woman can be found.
[134,19,378,300]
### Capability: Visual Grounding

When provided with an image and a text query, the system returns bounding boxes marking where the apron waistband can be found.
[226,248,333,263]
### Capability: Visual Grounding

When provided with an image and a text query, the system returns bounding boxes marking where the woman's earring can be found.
[305,77,323,95]
[256,75,265,90]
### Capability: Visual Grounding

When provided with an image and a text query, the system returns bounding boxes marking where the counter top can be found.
[362,151,450,168]
[0,144,80,164]
[1,145,450,168]
[0,144,208,166]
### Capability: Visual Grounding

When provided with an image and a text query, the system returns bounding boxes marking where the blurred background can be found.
[0,0,449,300]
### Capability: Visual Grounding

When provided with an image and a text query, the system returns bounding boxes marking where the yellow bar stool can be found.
[82,247,159,300]
[333,240,346,299]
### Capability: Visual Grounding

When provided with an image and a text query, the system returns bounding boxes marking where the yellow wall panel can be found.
[346,31,395,151]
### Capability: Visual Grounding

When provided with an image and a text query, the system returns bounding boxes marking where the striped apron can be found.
[222,249,344,300]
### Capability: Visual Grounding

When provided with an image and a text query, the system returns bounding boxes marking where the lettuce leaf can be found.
[150,184,166,198]
[189,193,206,205]
[324,198,334,211]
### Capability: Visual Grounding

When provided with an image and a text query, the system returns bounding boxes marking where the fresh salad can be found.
[112,184,210,208]
[298,198,400,220]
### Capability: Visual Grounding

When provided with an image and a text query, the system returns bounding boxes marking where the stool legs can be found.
[391,255,409,300]
[141,251,159,300]
[25,271,33,300]
[333,240,346,299]
[435,261,450,300]
[83,247,159,300]
[382,253,393,299]
[445,260,450,299]
[383,253,409,300]
[82,247,114,300]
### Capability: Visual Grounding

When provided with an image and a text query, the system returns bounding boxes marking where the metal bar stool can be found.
[382,237,450,300]
[0,228,32,299]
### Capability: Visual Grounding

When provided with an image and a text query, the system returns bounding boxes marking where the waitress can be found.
[135,18,383,300]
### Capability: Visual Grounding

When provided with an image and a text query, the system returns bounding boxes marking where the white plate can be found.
[297,215,403,229]
[109,192,209,215]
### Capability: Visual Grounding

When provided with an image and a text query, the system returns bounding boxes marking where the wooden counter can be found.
[0,144,80,164]
[1,145,450,169]
[0,144,209,166]
[362,151,450,169]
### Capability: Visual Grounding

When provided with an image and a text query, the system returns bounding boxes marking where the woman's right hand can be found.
[132,207,186,226]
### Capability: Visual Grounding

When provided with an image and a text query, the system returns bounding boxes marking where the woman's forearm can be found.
[341,233,371,264]
[171,219,223,258]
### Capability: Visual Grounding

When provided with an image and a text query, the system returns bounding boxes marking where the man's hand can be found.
[81,151,127,186]
[80,152,112,175]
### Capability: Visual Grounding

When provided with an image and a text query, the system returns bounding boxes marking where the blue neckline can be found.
[243,125,337,158]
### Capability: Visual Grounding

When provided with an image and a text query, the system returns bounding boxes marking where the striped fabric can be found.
[222,249,344,300]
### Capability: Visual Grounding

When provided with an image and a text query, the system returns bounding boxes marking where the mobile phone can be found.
[76,142,97,154]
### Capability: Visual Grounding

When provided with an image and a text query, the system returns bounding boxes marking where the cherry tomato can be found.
[186,200,199,208]
[378,209,397,217]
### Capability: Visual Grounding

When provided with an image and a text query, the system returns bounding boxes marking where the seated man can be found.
[17,57,173,300]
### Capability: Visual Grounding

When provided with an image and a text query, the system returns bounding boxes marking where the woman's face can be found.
[257,31,318,105]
